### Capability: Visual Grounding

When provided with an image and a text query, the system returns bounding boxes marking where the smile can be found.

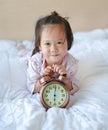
[51,54,59,56]
[51,55,59,57]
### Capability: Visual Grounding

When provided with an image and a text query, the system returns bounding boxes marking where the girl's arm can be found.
[27,57,41,93]
[33,81,41,94]
[33,66,53,94]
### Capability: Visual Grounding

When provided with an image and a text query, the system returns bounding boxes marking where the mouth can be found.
[51,55,59,57]
[51,54,59,56]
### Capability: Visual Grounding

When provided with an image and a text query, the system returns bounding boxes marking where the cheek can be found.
[61,41,68,51]
[61,47,68,56]
[61,45,68,52]
[62,50,67,56]
[41,49,49,58]
[39,45,47,53]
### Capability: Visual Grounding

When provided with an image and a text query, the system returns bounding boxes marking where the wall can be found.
[0,0,108,40]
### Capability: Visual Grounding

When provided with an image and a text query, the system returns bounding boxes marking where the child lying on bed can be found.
[26,11,79,96]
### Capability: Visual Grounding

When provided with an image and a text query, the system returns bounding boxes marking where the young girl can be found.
[27,11,79,95]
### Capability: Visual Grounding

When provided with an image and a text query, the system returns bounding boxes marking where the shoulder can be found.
[29,52,43,63]
[28,52,43,69]
[31,52,42,60]
[62,53,78,78]
[64,53,78,65]
[63,53,78,76]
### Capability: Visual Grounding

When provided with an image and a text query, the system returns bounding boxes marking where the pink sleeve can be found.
[66,55,79,94]
[27,57,40,93]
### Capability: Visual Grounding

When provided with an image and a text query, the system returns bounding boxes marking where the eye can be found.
[57,41,64,45]
[44,42,51,46]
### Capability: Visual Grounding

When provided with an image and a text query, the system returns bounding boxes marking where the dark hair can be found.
[32,11,73,55]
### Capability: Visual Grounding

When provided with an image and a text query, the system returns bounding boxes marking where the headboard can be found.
[0,0,108,40]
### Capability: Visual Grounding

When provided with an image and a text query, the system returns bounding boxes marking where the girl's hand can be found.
[42,66,53,76]
[52,64,73,91]
[52,64,67,75]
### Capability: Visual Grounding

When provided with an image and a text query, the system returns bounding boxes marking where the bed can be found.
[0,28,108,130]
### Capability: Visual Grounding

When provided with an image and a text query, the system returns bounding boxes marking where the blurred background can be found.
[0,0,108,40]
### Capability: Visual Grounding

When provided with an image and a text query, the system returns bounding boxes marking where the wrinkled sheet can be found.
[0,29,108,130]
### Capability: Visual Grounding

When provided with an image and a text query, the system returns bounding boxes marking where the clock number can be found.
[53,103,56,106]
[45,94,48,97]
[61,89,64,93]
[45,98,49,102]
[61,98,64,101]
[62,94,65,97]
[49,87,52,90]
[58,86,60,89]
[46,90,49,93]
[58,102,61,105]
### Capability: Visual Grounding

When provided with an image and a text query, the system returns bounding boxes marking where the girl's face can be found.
[39,24,68,66]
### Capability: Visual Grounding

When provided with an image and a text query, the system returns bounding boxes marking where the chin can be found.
[52,61,60,64]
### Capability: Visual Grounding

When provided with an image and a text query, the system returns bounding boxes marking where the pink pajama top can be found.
[27,52,79,94]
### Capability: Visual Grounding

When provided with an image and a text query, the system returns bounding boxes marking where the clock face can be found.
[41,81,69,108]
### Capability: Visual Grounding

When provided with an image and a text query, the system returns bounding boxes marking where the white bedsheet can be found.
[0,29,108,130]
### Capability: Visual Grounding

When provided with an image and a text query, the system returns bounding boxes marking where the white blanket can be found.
[0,29,108,130]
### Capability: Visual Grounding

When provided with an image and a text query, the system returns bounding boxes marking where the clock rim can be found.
[40,80,70,108]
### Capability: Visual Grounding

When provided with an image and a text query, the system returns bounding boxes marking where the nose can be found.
[51,44,58,52]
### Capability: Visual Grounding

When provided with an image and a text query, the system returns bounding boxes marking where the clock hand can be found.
[54,85,56,101]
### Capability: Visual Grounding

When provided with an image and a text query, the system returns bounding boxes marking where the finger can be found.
[43,66,53,75]
[52,64,59,72]
[45,68,51,73]
[46,66,52,70]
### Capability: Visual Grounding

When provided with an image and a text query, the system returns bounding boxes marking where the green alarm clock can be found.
[40,75,70,108]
